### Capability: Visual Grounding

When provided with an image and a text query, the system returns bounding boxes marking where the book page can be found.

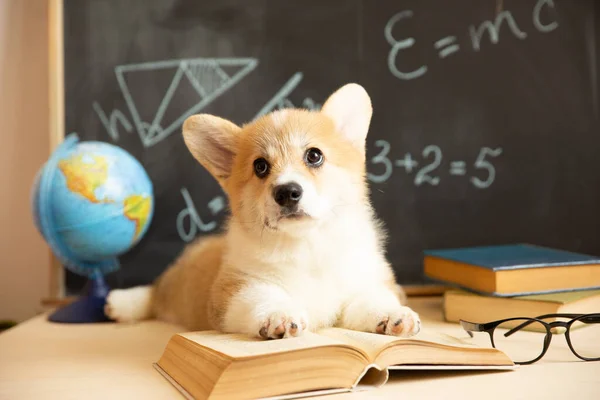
[317,328,399,361]
[318,328,483,361]
[179,330,357,359]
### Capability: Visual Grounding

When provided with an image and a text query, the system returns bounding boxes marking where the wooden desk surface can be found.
[1,296,598,400]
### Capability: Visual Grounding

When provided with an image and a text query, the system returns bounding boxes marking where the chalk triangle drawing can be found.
[253,72,304,120]
[253,72,321,120]
[115,66,181,132]
[115,58,258,148]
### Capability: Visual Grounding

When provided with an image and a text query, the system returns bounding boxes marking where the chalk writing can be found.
[395,153,418,173]
[92,102,132,141]
[386,0,558,80]
[176,188,226,242]
[469,10,527,51]
[470,147,503,189]
[384,10,427,81]
[368,141,502,189]
[533,0,559,33]
[414,145,442,186]
[367,140,393,183]
[434,36,460,59]
[449,161,467,176]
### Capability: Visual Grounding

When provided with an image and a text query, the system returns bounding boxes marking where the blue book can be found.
[423,243,600,297]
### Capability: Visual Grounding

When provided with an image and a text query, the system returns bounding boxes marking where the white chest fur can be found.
[224,208,388,329]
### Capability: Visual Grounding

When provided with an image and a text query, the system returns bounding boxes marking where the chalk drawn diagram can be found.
[95,58,258,148]
[253,72,321,119]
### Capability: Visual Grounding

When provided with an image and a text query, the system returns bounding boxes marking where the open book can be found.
[154,327,515,399]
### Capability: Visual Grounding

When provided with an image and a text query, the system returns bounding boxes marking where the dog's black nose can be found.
[273,183,303,208]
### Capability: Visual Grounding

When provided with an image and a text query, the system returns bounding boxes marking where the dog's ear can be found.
[182,114,241,186]
[321,83,373,150]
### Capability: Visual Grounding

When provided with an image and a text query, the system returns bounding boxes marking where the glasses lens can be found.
[568,314,600,360]
[492,319,547,363]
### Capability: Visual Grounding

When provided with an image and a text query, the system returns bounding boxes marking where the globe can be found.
[32,133,154,323]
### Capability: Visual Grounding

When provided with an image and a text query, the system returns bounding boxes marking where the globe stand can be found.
[48,271,113,324]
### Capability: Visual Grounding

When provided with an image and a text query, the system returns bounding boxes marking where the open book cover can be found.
[154,327,516,400]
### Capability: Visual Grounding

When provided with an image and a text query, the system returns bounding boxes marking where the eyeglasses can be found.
[460,313,600,365]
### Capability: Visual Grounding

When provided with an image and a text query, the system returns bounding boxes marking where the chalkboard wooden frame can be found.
[47,0,66,300]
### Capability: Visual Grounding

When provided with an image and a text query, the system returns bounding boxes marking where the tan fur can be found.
[151,235,225,330]
[105,83,421,339]
[206,267,249,330]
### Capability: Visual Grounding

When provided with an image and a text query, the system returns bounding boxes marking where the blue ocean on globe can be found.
[32,133,154,277]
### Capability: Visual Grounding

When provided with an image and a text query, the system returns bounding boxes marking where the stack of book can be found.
[423,243,600,323]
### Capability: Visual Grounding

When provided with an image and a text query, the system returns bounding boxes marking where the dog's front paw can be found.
[376,306,421,337]
[258,310,308,339]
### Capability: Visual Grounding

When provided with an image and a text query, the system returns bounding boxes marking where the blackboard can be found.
[62,0,600,294]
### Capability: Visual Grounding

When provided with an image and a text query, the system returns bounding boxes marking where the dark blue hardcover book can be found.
[424,243,600,270]
[423,243,600,296]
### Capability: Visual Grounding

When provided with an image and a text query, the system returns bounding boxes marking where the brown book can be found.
[154,327,515,399]
[444,289,600,325]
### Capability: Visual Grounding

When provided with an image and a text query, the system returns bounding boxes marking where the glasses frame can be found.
[460,313,600,365]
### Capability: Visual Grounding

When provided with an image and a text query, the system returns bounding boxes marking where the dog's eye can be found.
[253,158,270,178]
[305,148,324,167]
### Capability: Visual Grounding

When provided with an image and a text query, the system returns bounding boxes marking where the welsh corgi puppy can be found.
[105,83,421,339]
